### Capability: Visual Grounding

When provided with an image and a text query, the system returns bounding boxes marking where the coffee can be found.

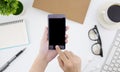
[107,5,120,23]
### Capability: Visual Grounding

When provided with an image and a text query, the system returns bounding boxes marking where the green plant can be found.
[0,0,19,15]
[13,1,23,15]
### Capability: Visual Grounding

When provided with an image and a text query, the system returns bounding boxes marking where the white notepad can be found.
[0,19,29,49]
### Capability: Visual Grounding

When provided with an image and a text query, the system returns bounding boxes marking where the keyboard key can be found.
[115,51,119,55]
[113,67,117,71]
[110,63,114,67]
[117,60,120,64]
[118,68,120,71]
[103,65,108,70]
[116,37,120,41]
[112,60,116,63]
[115,63,119,67]
[113,56,117,59]
[108,67,112,71]
[114,41,119,46]
[117,48,120,52]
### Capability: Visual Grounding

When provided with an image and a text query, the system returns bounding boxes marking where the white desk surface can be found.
[0,0,118,72]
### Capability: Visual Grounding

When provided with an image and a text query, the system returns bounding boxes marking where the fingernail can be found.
[55,45,59,48]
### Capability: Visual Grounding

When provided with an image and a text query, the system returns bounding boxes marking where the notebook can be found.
[33,0,91,24]
[0,19,29,49]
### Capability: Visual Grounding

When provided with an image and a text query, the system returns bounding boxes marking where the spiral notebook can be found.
[0,19,29,49]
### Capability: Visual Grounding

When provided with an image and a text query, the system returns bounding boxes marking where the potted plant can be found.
[0,0,23,15]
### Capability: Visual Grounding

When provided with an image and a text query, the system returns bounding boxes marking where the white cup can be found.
[102,3,120,25]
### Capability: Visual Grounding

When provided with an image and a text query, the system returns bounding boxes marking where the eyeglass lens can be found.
[89,29,98,40]
[92,43,101,55]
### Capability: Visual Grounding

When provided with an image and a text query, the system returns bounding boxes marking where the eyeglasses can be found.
[88,25,103,57]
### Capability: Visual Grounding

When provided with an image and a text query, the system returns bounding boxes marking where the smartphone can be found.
[48,14,66,50]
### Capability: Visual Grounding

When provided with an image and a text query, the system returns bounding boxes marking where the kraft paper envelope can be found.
[33,0,91,24]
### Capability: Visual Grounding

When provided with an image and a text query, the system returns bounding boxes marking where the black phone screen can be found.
[48,15,65,50]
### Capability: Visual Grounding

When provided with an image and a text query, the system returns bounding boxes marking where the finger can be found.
[63,51,69,59]
[59,53,69,64]
[57,56,64,68]
[66,26,69,31]
[65,34,68,43]
[69,51,75,57]
[64,51,72,60]
[42,27,48,41]
[65,34,68,39]
[56,45,69,62]
[65,39,68,43]
[56,45,62,54]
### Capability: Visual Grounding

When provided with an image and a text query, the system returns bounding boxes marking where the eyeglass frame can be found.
[88,25,103,57]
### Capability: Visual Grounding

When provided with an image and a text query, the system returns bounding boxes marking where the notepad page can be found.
[0,19,29,49]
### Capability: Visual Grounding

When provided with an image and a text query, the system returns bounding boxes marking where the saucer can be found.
[97,1,120,30]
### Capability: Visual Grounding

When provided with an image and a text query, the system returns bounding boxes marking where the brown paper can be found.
[33,0,91,24]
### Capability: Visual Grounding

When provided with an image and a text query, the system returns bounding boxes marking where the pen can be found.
[0,48,26,72]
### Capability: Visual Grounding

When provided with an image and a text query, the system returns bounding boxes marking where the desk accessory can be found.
[33,0,91,24]
[0,0,24,15]
[85,29,120,72]
[88,25,103,57]
[0,19,29,49]
[97,0,120,30]
[0,48,26,72]
[100,30,120,72]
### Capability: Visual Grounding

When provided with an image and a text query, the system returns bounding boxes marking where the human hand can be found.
[39,27,68,64]
[31,27,69,72]
[56,46,81,72]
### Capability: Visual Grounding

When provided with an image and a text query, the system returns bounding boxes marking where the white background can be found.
[0,0,118,72]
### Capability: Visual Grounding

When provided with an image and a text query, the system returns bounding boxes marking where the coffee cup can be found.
[102,3,120,25]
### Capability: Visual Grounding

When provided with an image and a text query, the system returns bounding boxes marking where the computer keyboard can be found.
[101,30,120,72]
